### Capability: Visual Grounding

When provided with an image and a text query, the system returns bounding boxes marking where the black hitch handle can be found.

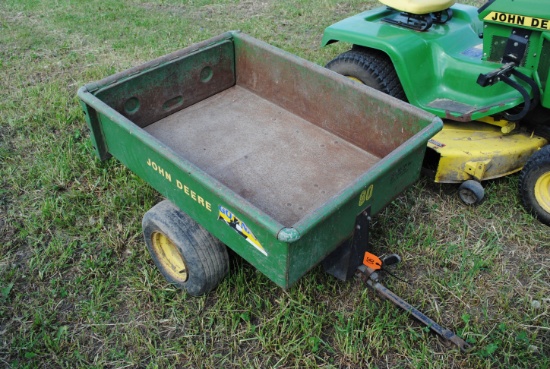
[477,64,540,122]
[476,62,516,87]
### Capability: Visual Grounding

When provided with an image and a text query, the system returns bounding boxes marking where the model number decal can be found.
[485,12,550,30]
[358,184,374,207]
[218,206,267,256]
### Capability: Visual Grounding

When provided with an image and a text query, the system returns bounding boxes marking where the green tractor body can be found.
[322,0,550,225]
[322,1,550,121]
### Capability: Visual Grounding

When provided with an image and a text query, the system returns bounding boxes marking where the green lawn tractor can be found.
[322,0,550,225]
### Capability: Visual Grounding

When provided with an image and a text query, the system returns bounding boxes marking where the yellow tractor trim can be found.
[427,121,548,183]
[476,116,516,134]
[378,0,455,15]
[464,159,491,181]
[346,76,363,84]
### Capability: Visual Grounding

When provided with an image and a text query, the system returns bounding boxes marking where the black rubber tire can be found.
[519,145,550,226]
[325,48,407,101]
[142,200,229,296]
[458,180,485,205]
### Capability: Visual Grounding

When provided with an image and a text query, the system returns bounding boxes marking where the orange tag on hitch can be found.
[363,252,382,270]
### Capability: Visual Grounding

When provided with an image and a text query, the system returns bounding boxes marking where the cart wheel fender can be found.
[142,200,229,296]
[325,48,407,101]
[458,180,485,206]
[519,145,550,226]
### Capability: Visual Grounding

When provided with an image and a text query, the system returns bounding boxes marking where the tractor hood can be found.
[479,0,550,29]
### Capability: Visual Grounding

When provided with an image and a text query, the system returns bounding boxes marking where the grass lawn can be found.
[1,0,548,368]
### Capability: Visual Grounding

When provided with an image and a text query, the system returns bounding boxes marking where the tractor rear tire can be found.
[519,146,550,226]
[325,48,407,101]
[142,200,229,295]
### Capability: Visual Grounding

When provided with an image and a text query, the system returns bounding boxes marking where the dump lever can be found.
[357,263,472,353]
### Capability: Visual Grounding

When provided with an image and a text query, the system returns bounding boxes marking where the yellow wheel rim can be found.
[151,232,188,282]
[534,171,550,214]
[346,76,363,84]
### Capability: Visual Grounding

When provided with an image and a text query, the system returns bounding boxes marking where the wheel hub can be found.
[534,171,550,214]
[459,189,477,205]
[151,232,188,282]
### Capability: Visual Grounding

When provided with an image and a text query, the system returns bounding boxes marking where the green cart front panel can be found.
[78,32,441,289]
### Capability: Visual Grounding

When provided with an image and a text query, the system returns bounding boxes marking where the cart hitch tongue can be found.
[357,259,472,353]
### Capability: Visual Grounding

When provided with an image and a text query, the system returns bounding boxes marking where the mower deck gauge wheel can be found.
[458,180,485,205]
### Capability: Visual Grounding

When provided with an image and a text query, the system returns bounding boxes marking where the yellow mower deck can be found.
[425,121,548,183]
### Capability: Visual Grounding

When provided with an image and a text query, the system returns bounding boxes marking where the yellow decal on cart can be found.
[485,12,550,30]
[218,206,267,256]
[359,184,374,207]
[146,158,212,212]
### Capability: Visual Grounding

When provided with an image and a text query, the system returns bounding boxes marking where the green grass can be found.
[1,0,549,368]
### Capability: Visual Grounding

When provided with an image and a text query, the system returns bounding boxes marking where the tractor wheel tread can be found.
[519,146,550,226]
[325,49,407,101]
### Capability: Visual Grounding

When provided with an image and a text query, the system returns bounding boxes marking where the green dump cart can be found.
[78,31,441,295]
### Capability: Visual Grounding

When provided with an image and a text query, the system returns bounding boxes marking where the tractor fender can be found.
[321,8,434,104]
[321,4,484,110]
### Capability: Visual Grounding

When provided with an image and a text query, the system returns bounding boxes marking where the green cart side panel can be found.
[94,39,236,128]
[321,4,531,121]
[82,33,237,159]
[80,99,110,161]
[79,32,442,289]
